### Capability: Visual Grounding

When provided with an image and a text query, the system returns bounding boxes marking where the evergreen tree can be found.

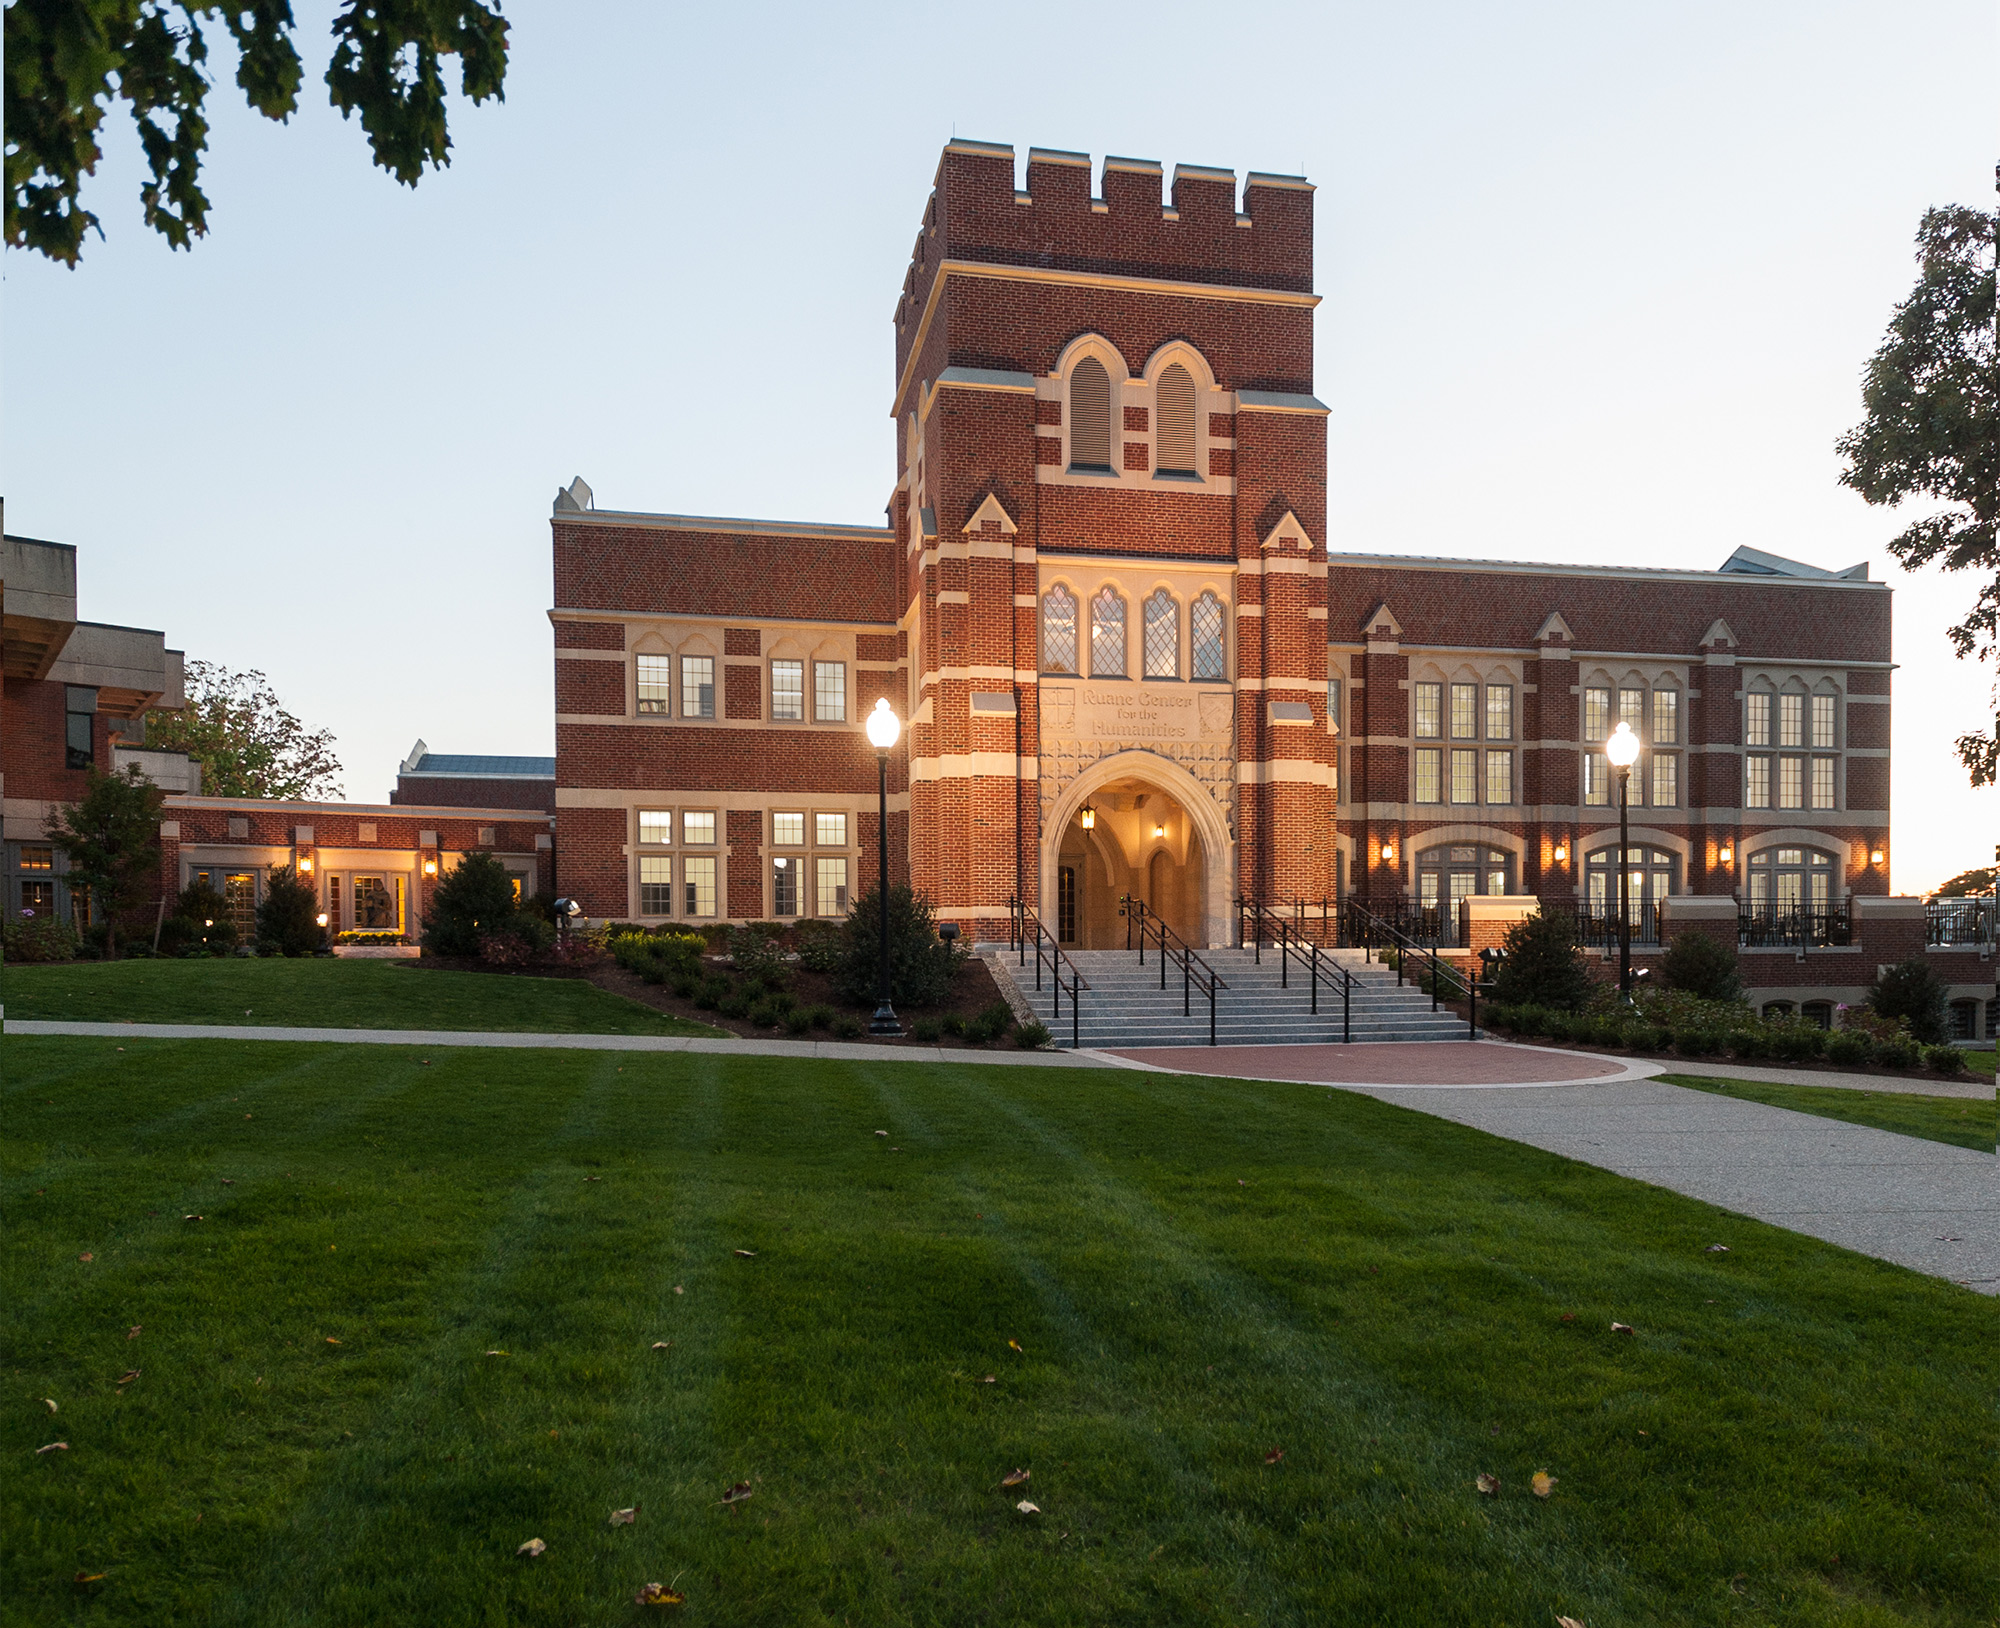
[1866,958,1949,1046]
[1660,929,1742,1002]
[44,764,163,959]
[256,864,323,956]
[421,850,519,957]
[1490,908,1594,1011]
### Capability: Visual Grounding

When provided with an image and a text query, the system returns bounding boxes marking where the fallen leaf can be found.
[78,1253,93,1263]
[486,1350,508,1356]
[721,1481,753,1505]
[325,1337,342,1346]
[1637,1430,1649,1436]
[1264,1448,1284,1465]
[1001,1468,1031,1488]
[981,1375,996,1384]
[516,1537,546,1557]
[43,1399,57,1413]
[127,1326,141,1339]
[244,1114,252,1119]
[184,1214,203,1222]
[874,1130,888,1137]
[1531,1471,1556,1499]
[37,1442,69,1454]
[584,1176,601,1182]
[635,1582,685,1606]
[1475,1472,1499,1495]
[74,1572,106,1584]
[1015,1498,1040,1514]
[1557,1617,1586,1628]
[1704,1243,1729,1253]
[651,1341,673,1351]
[1007,1339,1023,1353]
[1610,1322,1635,1335]
[220,1178,234,1185]
[673,1285,685,1295]
[609,1506,639,1526]
[118,1369,140,1384]
[733,1249,757,1258]
[1558,1312,1574,1323]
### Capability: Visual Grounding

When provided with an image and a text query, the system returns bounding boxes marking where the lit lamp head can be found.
[1552,843,1569,863]
[1869,846,1885,865]
[315,912,329,928]
[298,854,314,874]
[865,697,901,752]
[1718,843,1735,865]
[1153,822,1166,839]
[1605,721,1640,769]
[422,857,438,876]
[1079,804,1095,831]
[1379,842,1396,863]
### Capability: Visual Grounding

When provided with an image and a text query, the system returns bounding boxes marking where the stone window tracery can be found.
[1143,590,1179,678]
[1041,585,1078,674]
[1190,592,1225,679]
[1091,588,1127,677]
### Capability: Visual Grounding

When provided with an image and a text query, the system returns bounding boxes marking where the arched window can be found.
[1143,590,1179,678]
[1413,845,1513,946]
[1583,844,1678,940]
[1746,846,1835,917]
[1155,363,1197,475]
[1190,592,1225,679]
[1041,586,1078,674]
[1069,356,1112,471]
[1090,587,1126,676]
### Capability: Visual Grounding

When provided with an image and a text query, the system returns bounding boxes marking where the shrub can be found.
[1838,1004,1911,1044]
[746,999,779,1028]
[1014,1019,1052,1049]
[1823,1031,1873,1066]
[1490,910,1594,1012]
[422,851,523,958]
[168,881,239,955]
[940,1012,967,1037]
[795,920,843,974]
[784,1007,813,1035]
[1768,1024,1826,1063]
[1874,1037,1918,1069]
[1660,930,1742,1002]
[803,1003,835,1030]
[1630,1024,1669,1053]
[729,926,793,991]
[833,885,969,1009]
[671,975,698,1000]
[1926,1045,1969,1075]
[257,865,324,957]
[1866,960,1949,1046]
[1674,1029,1719,1058]
[829,1013,865,1039]
[1507,1004,1549,1038]
[693,976,728,1011]
[1726,1029,1766,1060]
[909,1016,943,1042]
[2,914,81,963]
[718,989,753,1020]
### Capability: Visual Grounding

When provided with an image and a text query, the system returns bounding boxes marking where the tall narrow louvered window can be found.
[1042,586,1078,673]
[1090,588,1126,676]
[1143,590,1179,678]
[1155,363,1197,475]
[1069,357,1112,470]
[1190,592,1225,679]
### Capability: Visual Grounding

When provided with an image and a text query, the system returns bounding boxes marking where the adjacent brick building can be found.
[549,138,1993,1031]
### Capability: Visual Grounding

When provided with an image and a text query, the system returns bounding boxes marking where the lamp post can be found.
[865,698,903,1035]
[1606,721,1641,1000]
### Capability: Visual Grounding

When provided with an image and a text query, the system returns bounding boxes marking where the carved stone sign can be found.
[1042,682,1225,745]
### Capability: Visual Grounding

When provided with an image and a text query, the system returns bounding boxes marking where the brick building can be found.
[391,741,557,813]
[548,139,1995,1032]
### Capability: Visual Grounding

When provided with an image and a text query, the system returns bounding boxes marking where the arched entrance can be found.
[1044,753,1231,948]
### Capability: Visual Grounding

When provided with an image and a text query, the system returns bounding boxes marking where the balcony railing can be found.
[1554,900,1664,949]
[1926,896,1997,947]
[1737,908,1852,949]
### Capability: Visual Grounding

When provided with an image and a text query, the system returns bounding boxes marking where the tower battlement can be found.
[892,140,1313,358]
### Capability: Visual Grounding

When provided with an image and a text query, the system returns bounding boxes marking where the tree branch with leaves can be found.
[1836,203,1998,787]
[145,658,341,799]
[5,0,509,265]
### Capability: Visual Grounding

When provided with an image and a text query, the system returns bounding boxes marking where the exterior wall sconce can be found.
[423,857,438,876]
[298,854,314,874]
[1079,804,1095,830]
[1718,844,1735,865]
[1552,843,1568,862]
[1869,847,1885,865]
[1379,842,1396,863]
[1153,822,1166,838]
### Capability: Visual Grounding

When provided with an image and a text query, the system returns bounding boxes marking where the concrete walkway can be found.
[1342,1076,1999,1294]
[1645,1056,1994,1100]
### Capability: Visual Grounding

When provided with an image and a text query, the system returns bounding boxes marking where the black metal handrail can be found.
[1340,894,1462,948]
[1239,898,1354,1042]
[1120,895,1226,1046]
[1737,908,1853,949]
[1926,896,1996,947]
[1550,899,1665,949]
[1340,898,1479,1039]
[1006,894,1088,1050]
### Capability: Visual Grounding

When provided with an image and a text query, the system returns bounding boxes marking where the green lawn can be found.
[1,957,722,1036]
[1662,1074,1996,1154]
[5,1040,1996,1627]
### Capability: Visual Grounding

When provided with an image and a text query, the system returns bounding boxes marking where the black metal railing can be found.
[1340,899,1479,1038]
[1006,894,1089,1050]
[1737,908,1853,949]
[1549,899,1664,949]
[1238,898,1355,1042]
[1121,895,1226,1046]
[1339,895,1462,948]
[1926,896,1997,947]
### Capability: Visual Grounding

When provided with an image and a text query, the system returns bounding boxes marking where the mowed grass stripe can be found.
[4,1040,1996,1627]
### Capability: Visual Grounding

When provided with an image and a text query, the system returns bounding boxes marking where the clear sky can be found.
[5,0,1993,892]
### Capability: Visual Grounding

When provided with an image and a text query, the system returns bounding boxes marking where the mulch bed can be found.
[404,953,1028,1048]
